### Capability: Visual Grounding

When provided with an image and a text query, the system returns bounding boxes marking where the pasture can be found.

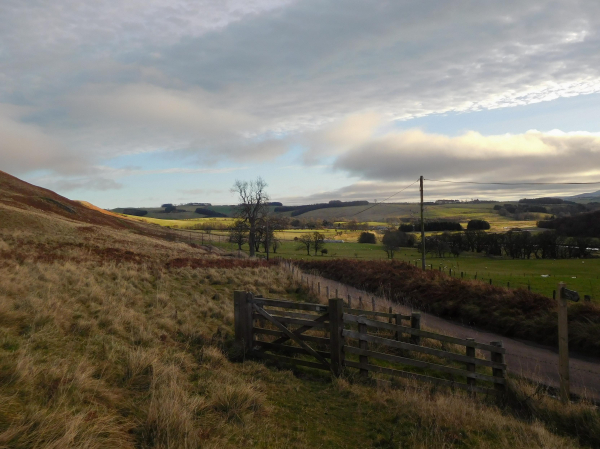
[191,229,600,302]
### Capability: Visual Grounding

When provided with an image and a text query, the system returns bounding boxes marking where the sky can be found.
[2,0,600,208]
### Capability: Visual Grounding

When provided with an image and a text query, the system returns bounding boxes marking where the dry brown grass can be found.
[0,205,595,448]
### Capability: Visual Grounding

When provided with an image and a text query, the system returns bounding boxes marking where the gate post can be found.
[329,298,345,376]
[234,291,253,353]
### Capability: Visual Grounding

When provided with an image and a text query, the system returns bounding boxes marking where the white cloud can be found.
[2,0,600,201]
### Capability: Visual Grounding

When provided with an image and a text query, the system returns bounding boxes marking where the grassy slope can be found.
[0,200,595,447]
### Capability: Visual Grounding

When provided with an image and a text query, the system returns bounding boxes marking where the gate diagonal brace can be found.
[268,312,330,346]
[252,304,332,372]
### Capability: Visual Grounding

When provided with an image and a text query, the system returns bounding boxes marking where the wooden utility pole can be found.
[557,282,570,403]
[265,216,269,261]
[420,175,425,270]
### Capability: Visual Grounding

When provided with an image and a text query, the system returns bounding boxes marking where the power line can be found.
[352,179,420,217]
[424,178,600,186]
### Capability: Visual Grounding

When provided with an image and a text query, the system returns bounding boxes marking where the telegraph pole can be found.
[420,175,425,269]
[265,216,269,261]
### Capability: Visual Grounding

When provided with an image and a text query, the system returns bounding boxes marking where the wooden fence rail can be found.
[234,291,506,395]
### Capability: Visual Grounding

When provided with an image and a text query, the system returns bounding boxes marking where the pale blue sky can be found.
[2,1,600,207]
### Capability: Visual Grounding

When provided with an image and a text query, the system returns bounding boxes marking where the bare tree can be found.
[228,219,249,250]
[312,232,326,256]
[231,178,269,257]
[296,233,312,255]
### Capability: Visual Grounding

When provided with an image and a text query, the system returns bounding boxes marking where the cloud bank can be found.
[1,0,600,200]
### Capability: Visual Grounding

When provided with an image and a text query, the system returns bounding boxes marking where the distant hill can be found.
[563,190,600,201]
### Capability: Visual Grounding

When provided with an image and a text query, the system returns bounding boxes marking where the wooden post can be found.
[335,288,338,298]
[348,294,352,308]
[318,282,321,296]
[234,291,253,353]
[465,338,476,394]
[557,282,570,404]
[507,282,510,288]
[329,298,344,376]
[388,306,393,324]
[411,312,421,346]
[490,341,505,392]
[326,286,330,299]
[312,280,314,292]
[358,318,368,377]
[359,296,363,309]
[489,279,492,285]
[371,297,375,311]
[395,313,402,341]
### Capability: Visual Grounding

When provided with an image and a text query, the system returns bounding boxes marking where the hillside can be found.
[0,171,596,448]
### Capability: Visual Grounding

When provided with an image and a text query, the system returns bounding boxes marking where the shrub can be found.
[467,219,491,230]
[357,232,377,244]
[399,224,414,232]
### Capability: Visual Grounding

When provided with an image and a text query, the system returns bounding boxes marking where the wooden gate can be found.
[234,291,344,375]
[234,291,506,394]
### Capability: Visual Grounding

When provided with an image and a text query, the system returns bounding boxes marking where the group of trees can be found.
[194,207,227,218]
[122,208,147,217]
[538,210,600,238]
[296,232,327,256]
[381,229,416,259]
[421,230,597,259]
[274,200,368,216]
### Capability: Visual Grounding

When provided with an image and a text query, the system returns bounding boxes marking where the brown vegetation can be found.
[0,172,596,448]
[296,259,600,356]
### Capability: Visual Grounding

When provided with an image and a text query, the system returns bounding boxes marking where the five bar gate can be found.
[234,291,506,395]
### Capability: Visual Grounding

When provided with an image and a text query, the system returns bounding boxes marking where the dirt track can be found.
[294,268,600,401]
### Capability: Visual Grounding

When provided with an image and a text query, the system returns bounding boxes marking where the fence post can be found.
[329,298,344,376]
[335,288,338,298]
[358,318,368,377]
[490,341,505,393]
[411,312,421,346]
[318,282,321,296]
[465,338,476,395]
[388,306,393,324]
[371,297,375,311]
[348,294,352,308]
[557,282,570,404]
[326,286,329,298]
[394,313,402,341]
[359,296,363,309]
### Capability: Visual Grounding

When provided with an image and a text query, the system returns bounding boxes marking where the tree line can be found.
[421,230,598,259]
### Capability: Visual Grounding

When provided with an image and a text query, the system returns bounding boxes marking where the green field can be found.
[189,229,600,302]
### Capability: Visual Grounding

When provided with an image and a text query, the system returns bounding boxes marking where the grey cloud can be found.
[334,129,600,184]
[3,0,600,190]
[40,177,123,192]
